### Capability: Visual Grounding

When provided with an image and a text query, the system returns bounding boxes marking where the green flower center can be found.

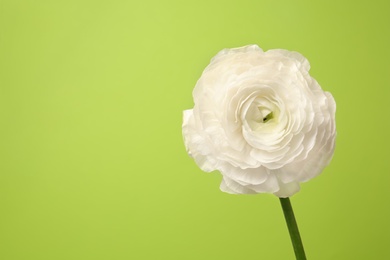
[244,99,279,132]
[262,111,274,123]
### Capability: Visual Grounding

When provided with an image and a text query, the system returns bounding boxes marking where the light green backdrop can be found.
[1,0,389,259]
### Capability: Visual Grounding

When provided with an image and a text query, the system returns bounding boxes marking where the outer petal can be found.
[220,177,257,194]
[273,180,301,198]
[182,109,215,172]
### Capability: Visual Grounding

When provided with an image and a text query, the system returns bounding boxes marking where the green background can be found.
[1,0,389,259]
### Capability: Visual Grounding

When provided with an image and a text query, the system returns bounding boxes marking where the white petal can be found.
[273,180,301,198]
[221,165,268,185]
[220,177,257,194]
[246,173,280,193]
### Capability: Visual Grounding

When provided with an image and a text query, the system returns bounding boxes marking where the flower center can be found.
[244,98,279,131]
[262,110,274,123]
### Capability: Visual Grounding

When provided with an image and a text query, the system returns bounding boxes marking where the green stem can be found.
[279,197,307,260]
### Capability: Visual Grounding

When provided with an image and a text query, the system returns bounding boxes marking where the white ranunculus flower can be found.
[182,45,336,198]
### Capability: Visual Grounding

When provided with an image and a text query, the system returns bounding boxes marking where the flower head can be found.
[183,45,336,197]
